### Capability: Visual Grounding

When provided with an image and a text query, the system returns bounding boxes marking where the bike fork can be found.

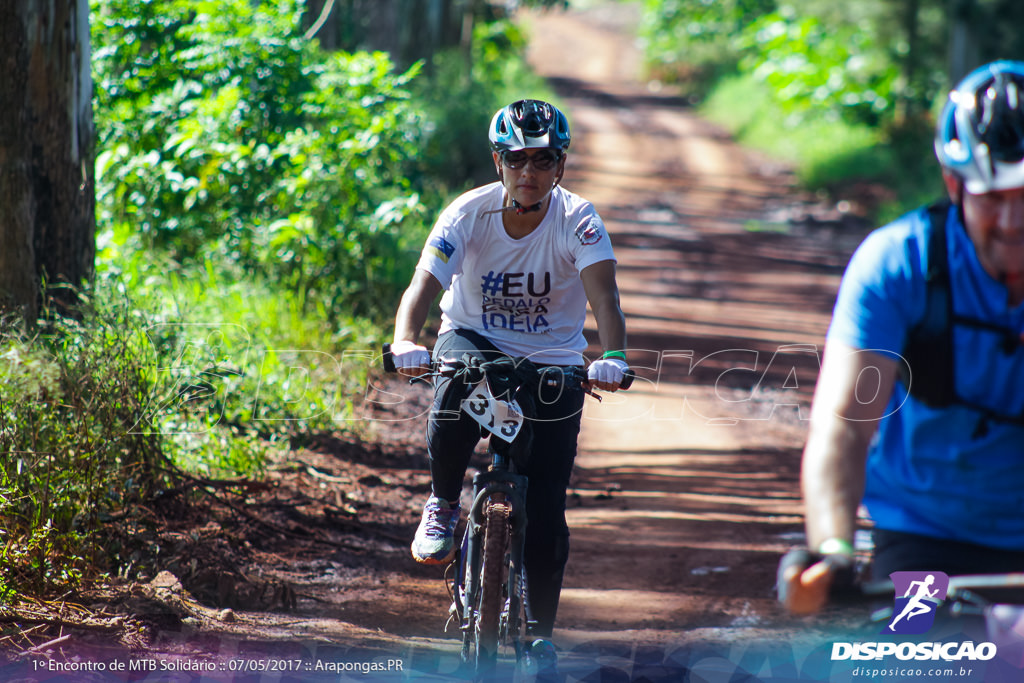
[459,469,529,667]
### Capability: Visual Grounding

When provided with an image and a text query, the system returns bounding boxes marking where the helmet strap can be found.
[510,198,543,214]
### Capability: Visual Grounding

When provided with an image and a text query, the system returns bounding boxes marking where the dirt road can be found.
[304,2,872,676]
[0,4,877,681]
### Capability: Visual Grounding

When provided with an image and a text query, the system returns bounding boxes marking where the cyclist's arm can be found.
[394,268,443,344]
[580,260,626,358]
[803,340,897,547]
[785,340,898,614]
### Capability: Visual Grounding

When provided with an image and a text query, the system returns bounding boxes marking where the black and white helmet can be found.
[489,99,571,152]
[935,60,1024,193]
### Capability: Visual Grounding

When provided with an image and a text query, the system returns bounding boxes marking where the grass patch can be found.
[700,72,945,223]
[0,250,384,601]
[98,245,379,452]
[1,288,172,599]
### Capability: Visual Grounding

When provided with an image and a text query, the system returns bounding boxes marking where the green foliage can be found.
[92,0,429,320]
[640,1,934,126]
[701,71,945,219]
[701,73,884,184]
[416,17,558,191]
[101,247,377,448]
[641,0,952,216]
[0,264,377,599]
[738,9,898,127]
[639,0,776,84]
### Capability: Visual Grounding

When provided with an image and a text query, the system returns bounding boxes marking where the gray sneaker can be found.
[412,496,460,564]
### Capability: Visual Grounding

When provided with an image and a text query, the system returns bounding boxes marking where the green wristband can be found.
[817,537,854,557]
[600,351,626,361]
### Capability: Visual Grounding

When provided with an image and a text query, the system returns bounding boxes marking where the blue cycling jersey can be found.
[828,204,1024,550]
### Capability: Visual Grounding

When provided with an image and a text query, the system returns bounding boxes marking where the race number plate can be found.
[462,380,524,443]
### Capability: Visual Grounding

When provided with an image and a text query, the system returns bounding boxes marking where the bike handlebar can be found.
[861,573,1024,604]
[380,343,634,390]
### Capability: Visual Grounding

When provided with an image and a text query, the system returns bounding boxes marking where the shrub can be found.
[0,291,169,598]
[92,0,428,320]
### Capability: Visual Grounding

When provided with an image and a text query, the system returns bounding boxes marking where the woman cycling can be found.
[389,99,630,636]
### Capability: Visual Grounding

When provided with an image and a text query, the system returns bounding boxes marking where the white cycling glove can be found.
[391,340,430,374]
[588,358,629,387]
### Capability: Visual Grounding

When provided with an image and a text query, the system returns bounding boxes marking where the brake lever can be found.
[579,367,635,399]
[581,381,602,402]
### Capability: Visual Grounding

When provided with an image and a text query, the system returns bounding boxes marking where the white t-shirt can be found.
[416,182,616,365]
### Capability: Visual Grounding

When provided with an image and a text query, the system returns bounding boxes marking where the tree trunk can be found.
[461,0,478,80]
[0,0,95,323]
[895,0,921,125]
[947,0,979,84]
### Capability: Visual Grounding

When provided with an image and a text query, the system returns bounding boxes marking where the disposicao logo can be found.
[831,570,998,664]
[884,571,949,635]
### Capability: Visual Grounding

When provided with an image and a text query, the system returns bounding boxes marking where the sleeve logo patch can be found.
[575,221,604,246]
[427,236,456,263]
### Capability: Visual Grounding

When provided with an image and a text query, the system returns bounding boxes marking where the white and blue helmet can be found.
[489,99,571,152]
[935,60,1024,193]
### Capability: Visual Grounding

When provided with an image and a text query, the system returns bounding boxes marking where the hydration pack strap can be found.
[899,200,1024,435]
[899,201,954,404]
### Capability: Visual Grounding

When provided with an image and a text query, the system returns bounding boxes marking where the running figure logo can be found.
[884,571,949,635]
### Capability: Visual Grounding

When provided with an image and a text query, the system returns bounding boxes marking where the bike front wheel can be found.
[475,499,511,674]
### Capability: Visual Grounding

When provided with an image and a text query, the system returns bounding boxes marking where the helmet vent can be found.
[936,61,1024,188]
[488,99,571,151]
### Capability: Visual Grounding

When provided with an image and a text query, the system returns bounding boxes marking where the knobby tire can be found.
[476,500,510,674]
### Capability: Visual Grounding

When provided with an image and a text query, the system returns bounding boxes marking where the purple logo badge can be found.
[884,571,949,635]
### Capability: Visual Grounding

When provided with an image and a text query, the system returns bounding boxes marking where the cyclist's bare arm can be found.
[804,341,898,548]
[580,260,628,391]
[785,341,899,614]
[394,268,443,344]
[392,268,443,376]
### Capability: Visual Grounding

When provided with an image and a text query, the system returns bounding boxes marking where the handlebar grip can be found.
[776,547,814,606]
[381,343,396,374]
[620,368,635,390]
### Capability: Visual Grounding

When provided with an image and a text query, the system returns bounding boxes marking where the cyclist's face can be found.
[493,148,565,206]
[947,172,1024,284]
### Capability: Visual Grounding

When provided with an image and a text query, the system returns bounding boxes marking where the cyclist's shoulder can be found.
[870,203,936,246]
[551,185,599,218]
[549,187,610,248]
[849,203,948,280]
[440,182,504,219]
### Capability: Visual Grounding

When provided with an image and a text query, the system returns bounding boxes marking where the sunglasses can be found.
[500,149,563,171]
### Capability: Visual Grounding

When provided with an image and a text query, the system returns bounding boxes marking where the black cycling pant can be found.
[426,328,585,636]
[871,528,1024,580]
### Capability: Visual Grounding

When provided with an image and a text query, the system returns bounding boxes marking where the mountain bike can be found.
[382,344,632,679]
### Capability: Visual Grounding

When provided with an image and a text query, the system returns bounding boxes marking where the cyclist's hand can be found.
[777,547,855,615]
[391,340,430,378]
[588,358,629,391]
[781,559,833,615]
